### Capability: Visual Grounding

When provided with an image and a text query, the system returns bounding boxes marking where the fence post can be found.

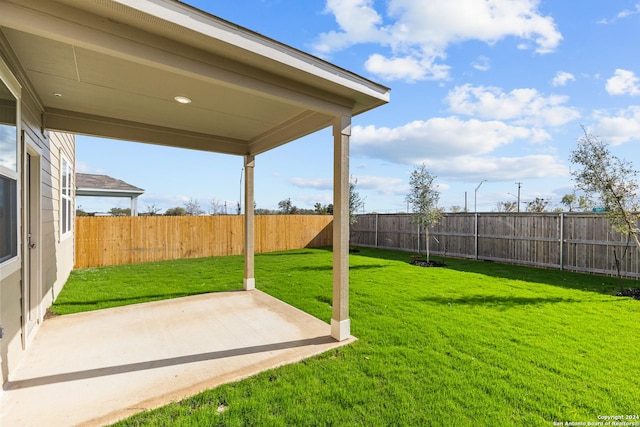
[474,212,479,260]
[375,213,379,248]
[559,212,564,271]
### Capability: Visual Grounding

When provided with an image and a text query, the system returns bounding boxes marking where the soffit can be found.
[0,0,389,156]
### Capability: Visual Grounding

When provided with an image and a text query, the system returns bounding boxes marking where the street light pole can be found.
[474,180,486,260]
[474,180,486,213]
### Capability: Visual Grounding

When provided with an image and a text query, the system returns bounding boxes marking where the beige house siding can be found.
[44,131,75,307]
[0,40,75,384]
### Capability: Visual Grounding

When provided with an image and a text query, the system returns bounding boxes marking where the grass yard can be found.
[53,247,640,426]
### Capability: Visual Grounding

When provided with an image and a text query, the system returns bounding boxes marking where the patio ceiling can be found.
[0,0,389,156]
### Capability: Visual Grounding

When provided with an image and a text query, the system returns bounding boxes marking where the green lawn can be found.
[53,247,640,426]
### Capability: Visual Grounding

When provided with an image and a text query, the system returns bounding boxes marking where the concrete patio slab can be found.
[1,290,354,426]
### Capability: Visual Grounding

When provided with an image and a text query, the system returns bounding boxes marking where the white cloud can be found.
[0,126,16,169]
[472,56,491,71]
[75,161,106,174]
[424,154,568,180]
[592,106,640,145]
[289,175,407,197]
[364,54,449,82]
[314,0,385,55]
[297,193,333,208]
[351,117,546,165]
[314,0,562,81]
[606,69,640,96]
[446,84,580,127]
[288,177,333,190]
[599,3,640,24]
[617,3,640,18]
[349,114,570,182]
[552,71,575,87]
[353,175,407,196]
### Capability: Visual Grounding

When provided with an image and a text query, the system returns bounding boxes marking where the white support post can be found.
[244,155,255,290]
[332,115,351,341]
[131,196,138,216]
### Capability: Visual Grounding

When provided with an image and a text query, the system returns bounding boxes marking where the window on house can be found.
[61,156,73,236]
[0,175,17,262]
[0,75,17,264]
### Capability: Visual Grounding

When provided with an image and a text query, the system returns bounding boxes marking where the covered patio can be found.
[0,0,389,341]
[2,290,355,426]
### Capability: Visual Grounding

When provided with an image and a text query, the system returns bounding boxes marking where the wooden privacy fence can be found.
[75,215,333,268]
[351,213,640,278]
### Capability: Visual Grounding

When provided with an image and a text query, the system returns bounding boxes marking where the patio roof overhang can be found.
[0,0,389,155]
[0,0,390,342]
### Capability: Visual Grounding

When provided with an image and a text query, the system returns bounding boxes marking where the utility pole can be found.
[515,182,522,212]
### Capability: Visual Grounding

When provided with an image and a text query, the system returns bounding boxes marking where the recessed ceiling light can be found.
[174,96,192,104]
[54,93,62,97]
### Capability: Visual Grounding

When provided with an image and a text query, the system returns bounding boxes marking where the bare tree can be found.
[183,198,204,216]
[570,129,640,281]
[405,164,442,261]
[144,203,162,216]
[210,198,225,215]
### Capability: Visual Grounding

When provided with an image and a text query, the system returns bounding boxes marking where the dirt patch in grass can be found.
[410,259,447,268]
[615,288,640,300]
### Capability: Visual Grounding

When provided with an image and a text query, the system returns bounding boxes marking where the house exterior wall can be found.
[0,39,75,385]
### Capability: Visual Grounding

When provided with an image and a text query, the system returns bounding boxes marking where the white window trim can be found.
[0,58,21,279]
[60,154,73,240]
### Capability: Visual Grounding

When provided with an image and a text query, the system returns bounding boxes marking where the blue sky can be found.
[77,1,640,214]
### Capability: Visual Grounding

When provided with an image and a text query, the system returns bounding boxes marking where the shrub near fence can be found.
[350,212,640,279]
[75,215,333,268]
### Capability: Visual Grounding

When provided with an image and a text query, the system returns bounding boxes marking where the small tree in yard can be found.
[560,192,595,212]
[570,129,640,282]
[405,164,442,262]
[496,201,518,212]
[277,198,298,214]
[525,197,550,212]
[164,206,186,216]
[349,178,365,225]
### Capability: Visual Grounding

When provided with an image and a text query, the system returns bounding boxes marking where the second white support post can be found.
[244,154,255,290]
[332,115,351,341]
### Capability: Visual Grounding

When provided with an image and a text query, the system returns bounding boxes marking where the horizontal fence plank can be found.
[75,215,333,268]
[351,213,640,279]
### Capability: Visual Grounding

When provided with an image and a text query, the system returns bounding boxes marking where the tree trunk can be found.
[425,227,430,262]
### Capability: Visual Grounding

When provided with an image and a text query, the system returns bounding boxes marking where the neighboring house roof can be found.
[0,0,390,156]
[76,173,144,198]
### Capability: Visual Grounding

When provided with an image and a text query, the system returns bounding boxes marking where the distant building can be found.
[76,173,144,216]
